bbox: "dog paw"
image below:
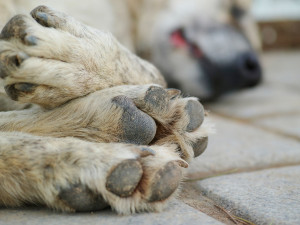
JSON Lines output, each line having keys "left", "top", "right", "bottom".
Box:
{"left": 129, "top": 85, "right": 210, "bottom": 161}
{"left": 0, "top": 6, "right": 164, "bottom": 109}
{"left": 81, "top": 85, "right": 211, "bottom": 161}
{"left": 1, "top": 135, "right": 186, "bottom": 213}
{"left": 39, "top": 141, "right": 184, "bottom": 213}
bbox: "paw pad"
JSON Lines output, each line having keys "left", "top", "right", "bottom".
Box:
{"left": 112, "top": 95, "right": 156, "bottom": 145}
{"left": 147, "top": 161, "right": 182, "bottom": 202}
{"left": 0, "top": 52, "right": 28, "bottom": 79}
{"left": 192, "top": 136, "right": 208, "bottom": 157}
{"left": 0, "top": 15, "right": 37, "bottom": 47}
{"left": 14, "top": 83, "right": 37, "bottom": 92}
{"left": 14, "top": 52, "right": 29, "bottom": 66}
{"left": 58, "top": 184, "right": 108, "bottom": 212}
{"left": 106, "top": 159, "right": 143, "bottom": 197}
{"left": 31, "top": 5, "right": 66, "bottom": 29}
{"left": 34, "top": 12, "right": 51, "bottom": 27}
{"left": 4, "top": 83, "right": 37, "bottom": 101}
{"left": 144, "top": 86, "right": 169, "bottom": 111}
{"left": 185, "top": 100, "right": 204, "bottom": 132}
{"left": 0, "top": 15, "right": 27, "bottom": 40}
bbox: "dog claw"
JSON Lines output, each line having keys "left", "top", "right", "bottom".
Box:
{"left": 175, "top": 159, "right": 189, "bottom": 168}
{"left": 185, "top": 100, "right": 204, "bottom": 132}
{"left": 58, "top": 184, "right": 108, "bottom": 212}
{"left": 34, "top": 11, "right": 58, "bottom": 28}
{"left": 106, "top": 159, "right": 143, "bottom": 197}
{"left": 166, "top": 88, "right": 181, "bottom": 99}
{"left": 35, "top": 12, "right": 50, "bottom": 26}
{"left": 31, "top": 6, "right": 65, "bottom": 29}
{"left": 139, "top": 147, "right": 156, "bottom": 156}
{"left": 24, "top": 35, "right": 38, "bottom": 46}
{"left": 15, "top": 52, "right": 29, "bottom": 66}
{"left": 192, "top": 136, "right": 208, "bottom": 157}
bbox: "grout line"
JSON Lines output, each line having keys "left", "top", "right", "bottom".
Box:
{"left": 246, "top": 111, "right": 300, "bottom": 120}
{"left": 210, "top": 111, "right": 300, "bottom": 142}
{"left": 185, "top": 162, "right": 300, "bottom": 182}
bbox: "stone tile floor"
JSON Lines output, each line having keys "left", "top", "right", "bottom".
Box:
{"left": 183, "top": 50, "right": 300, "bottom": 225}
{"left": 1, "top": 51, "right": 299, "bottom": 224}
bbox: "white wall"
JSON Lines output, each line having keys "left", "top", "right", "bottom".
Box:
{"left": 251, "top": 0, "right": 300, "bottom": 21}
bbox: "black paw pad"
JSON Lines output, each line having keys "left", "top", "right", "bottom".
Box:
{"left": 31, "top": 6, "right": 65, "bottom": 29}
{"left": 34, "top": 12, "right": 51, "bottom": 27}
{"left": 14, "top": 83, "right": 37, "bottom": 92}
{"left": 58, "top": 184, "right": 108, "bottom": 212}
{"left": 144, "top": 86, "right": 169, "bottom": 111}
{"left": 5, "top": 85, "right": 19, "bottom": 101}
{"left": 34, "top": 11, "right": 58, "bottom": 28}
{"left": 112, "top": 95, "right": 156, "bottom": 145}
{"left": 0, "top": 65, "right": 8, "bottom": 79}
{"left": 14, "top": 52, "right": 29, "bottom": 66}
{"left": 185, "top": 100, "right": 204, "bottom": 132}
{"left": 0, "top": 15, "right": 38, "bottom": 46}
{"left": 0, "top": 52, "right": 28, "bottom": 79}
{"left": 4, "top": 83, "right": 37, "bottom": 101}
{"left": 147, "top": 161, "right": 182, "bottom": 202}
{"left": 192, "top": 136, "right": 208, "bottom": 157}
{"left": 0, "top": 15, "right": 27, "bottom": 40}
{"left": 106, "top": 159, "right": 143, "bottom": 197}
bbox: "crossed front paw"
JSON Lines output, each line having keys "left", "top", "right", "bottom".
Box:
{"left": 55, "top": 145, "right": 185, "bottom": 214}
{"left": 0, "top": 6, "right": 164, "bottom": 109}
{"left": 0, "top": 5, "right": 212, "bottom": 214}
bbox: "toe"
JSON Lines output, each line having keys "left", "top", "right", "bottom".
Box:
{"left": 32, "top": 11, "right": 58, "bottom": 28}
{"left": 139, "top": 147, "right": 156, "bottom": 157}
{"left": 31, "top": 6, "right": 64, "bottom": 29}
{"left": 15, "top": 52, "right": 29, "bottom": 66}
{"left": 0, "top": 52, "right": 29, "bottom": 79}
{"left": 166, "top": 88, "right": 181, "bottom": 99}
{"left": 58, "top": 184, "right": 108, "bottom": 212}
{"left": 5, "top": 83, "right": 38, "bottom": 101}
{"left": 112, "top": 95, "right": 156, "bottom": 145}
{"left": 33, "top": 11, "right": 51, "bottom": 27}
{"left": 0, "top": 15, "right": 27, "bottom": 40}
{"left": 106, "top": 159, "right": 143, "bottom": 197}
{"left": 0, "top": 15, "right": 39, "bottom": 46}
{"left": 24, "top": 35, "right": 38, "bottom": 46}
{"left": 143, "top": 86, "right": 169, "bottom": 112}
{"left": 147, "top": 161, "right": 182, "bottom": 202}
{"left": 192, "top": 136, "right": 208, "bottom": 157}
{"left": 185, "top": 100, "right": 205, "bottom": 132}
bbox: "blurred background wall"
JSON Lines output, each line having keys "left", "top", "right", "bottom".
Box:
{"left": 251, "top": 0, "right": 300, "bottom": 50}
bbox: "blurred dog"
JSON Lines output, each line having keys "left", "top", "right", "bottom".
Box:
{"left": 136, "top": 0, "right": 263, "bottom": 101}
{"left": 0, "top": 0, "right": 262, "bottom": 103}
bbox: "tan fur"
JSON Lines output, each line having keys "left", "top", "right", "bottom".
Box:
{"left": 0, "top": 0, "right": 261, "bottom": 107}
{"left": 0, "top": 132, "right": 184, "bottom": 214}
{"left": 0, "top": 13, "right": 165, "bottom": 108}
{"left": 0, "top": 6, "right": 213, "bottom": 213}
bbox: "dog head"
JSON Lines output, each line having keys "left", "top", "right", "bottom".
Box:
{"left": 136, "top": 0, "right": 262, "bottom": 101}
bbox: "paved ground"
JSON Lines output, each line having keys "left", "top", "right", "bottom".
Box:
{"left": 182, "top": 50, "right": 300, "bottom": 225}
{"left": 1, "top": 51, "right": 299, "bottom": 225}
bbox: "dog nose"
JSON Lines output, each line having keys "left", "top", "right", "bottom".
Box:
{"left": 237, "top": 52, "right": 262, "bottom": 87}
